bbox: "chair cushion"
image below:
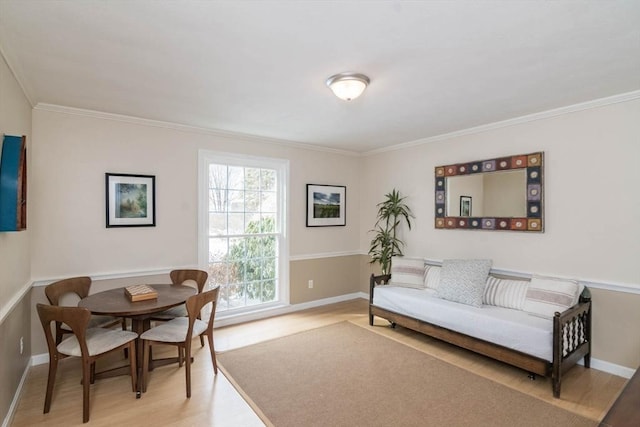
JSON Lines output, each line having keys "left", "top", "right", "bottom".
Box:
{"left": 140, "top": 317, "right": 208, "bottom": 343}
{"left": 150, "top": 304, "right": 188, "bottom": 320}
{"left": 57, "top": 328, "right": 138, "bottom": 357}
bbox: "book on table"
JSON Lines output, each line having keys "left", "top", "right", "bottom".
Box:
{"left": 125, "top": 284, "right": 158, "bottom": 302}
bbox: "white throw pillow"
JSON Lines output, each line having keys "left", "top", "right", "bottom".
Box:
{"left": 389, "top": 257, "right": 425, "bottom": 289}
{"left": 483, "top": 276, "right": 529, "bottom": 310}
{"left": 523, "top": 275, "right": 580, "bottom": 318}
{"left": 424, "top": 265, "right": 441, "bottom": 290}
{"left": 436, "top": 259, "right": 492, "bottom": 307}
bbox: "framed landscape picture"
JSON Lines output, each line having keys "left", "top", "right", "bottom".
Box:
{"left": 106, "top": 173, "right": 156, "bottom": 227}
{"left": 460, "top": 195, "right": 472, "bottom": 217}
{"left": 306, "top": 184, "right": 346, "bottom": 227}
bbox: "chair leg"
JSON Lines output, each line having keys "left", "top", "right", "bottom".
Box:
{"left": 178, "top": 345, "right": 184, "bottom": 367}
{"left": 43, "top": 355, "right": 58, "bottom": 414}
{"left": 142, "top": 340, "right": 150, "bottom": 393}
{"left": 90, "top": 362, "right": 96, "bottom": 384}
{"left": 82, "top": 359, "right": 91, "bottom": 423}
{"left": 207, "top": 333, "right": 218, "bottom": 375}
{"left": 122, "top": 319, "right": 129, "bottom": 359}
{"left": 198, "top": 314, "right": 205, "bottom": 347}
{"left": 129, "top": 341, "right": 137, "bottom": 393}
{"left": 185, "top": 342, "right": 192, "bottom": 398}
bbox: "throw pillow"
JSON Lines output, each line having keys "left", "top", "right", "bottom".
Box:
{"left": 523, "top": 275, "right": 580, "bottom": 319}
{"left": 424, "top": 265, "right": 441, "bottom": 290}
{"left": 389, "top": 257, "right": 425, "bottom": 289}
{"left": 483, "top": 276, "right": 529, "bottom": 310}
{"left": 436, "top": 259, "right": 492, "bottom": 307}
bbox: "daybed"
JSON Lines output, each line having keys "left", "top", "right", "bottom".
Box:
{"left": 369, "top": 258, "right": 592, "bottom": 398}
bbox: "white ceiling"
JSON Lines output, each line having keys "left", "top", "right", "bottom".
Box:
{"left": 1, "top": 1, "right": 639, "bottom": 154}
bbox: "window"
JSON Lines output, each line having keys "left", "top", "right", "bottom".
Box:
{"left": 199, "top": 151, "right": 289, "bottom": 314}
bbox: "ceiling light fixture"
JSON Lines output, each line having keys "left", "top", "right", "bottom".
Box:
{"left": 325, "top": 72, "right": 370, "bottom": 101}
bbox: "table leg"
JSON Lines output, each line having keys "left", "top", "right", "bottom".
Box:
{"left": 131, "top": 317, "right": 150, "bottom": 398}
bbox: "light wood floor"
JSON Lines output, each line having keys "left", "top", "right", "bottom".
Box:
{"left": 11, "top": 299, "right": 627, "bottom": 426}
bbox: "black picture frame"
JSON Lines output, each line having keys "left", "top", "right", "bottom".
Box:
{"left": 306, "top": 184, "right": 346, "bottom": 227}
{"left": 460, "top": 196, "right": 472, "bottom": 217}
{"left": 105, "top": 173, "right": 156, "bottom": 227}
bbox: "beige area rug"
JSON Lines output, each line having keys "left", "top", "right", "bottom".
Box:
{"left": 217, "top": 321, "right": 596, "bottom": 427}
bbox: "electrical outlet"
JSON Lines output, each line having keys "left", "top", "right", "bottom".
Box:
{"left": 20, "top": 336, "right": 24, "bottom": 355}
{"left": 308, "top": 280, "right": 314, "bottom": 289}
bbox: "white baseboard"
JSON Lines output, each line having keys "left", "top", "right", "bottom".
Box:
{"left": 31, "top": 352, "right": 49, "bottom": 366}
{"left": 2, "top": 363, "right": 30, "bottom": 427}
{"left": 579, "top": 358, "right": 636, "bottom": 379}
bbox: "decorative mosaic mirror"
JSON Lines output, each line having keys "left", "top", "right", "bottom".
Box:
{"left": 435, "top": 152, "right": 543, "bottom": 232}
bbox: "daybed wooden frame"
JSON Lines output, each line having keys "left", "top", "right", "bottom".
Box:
{"left": 369, "top": 273, "right": 592, "bottom": 398}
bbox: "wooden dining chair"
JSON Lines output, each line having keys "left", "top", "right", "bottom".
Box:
{"left": 141, "top": 286, "right": 220, "bottom": 397}
{"left": 36, "top": 303, "right": 138, "bottom": 423}
{"left": 44, "top": 276, "right": 127, "bottom": 345}
{"left": 150, "top": 269, "right": 209, "bottom": 346}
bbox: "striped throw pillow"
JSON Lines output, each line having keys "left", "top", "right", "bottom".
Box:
{"left": 389, "top": 257, "right": 426, "bottom": 289}
{"left": 424, "top": 265, "right": 441, "bottom": 290}
{"left": 523, "top": 276, "right": 580, "bottom": 318}
{"left": 483, "top": 276, "right": 529, "bottom": 310}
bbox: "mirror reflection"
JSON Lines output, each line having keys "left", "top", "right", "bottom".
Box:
{"left": 446, "top": 170, "right": 526, "bottom": 217}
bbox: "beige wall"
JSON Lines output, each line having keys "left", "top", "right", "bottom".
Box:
{"left": 30, "top": 108, "right": 362, "bottom": 280}
{"left": 0, "top": 52, "right": 31, "bottom": 308}
{"left": 27, "top": 108, "right": 363, "bottom": 355}
{"left": 360, "top": 98, "right": 640, "bottom": 369}
{"left": 290, "top": 255, "right": 362, "bottom": 304}
{"left": 0, "top": 52, "right": 32, "bottom": 424}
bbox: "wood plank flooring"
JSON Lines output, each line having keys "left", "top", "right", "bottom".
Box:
{"left": 10, "top": 299, "right": 627, "bottom": 426}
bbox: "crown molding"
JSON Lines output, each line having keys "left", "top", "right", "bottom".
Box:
{"left": 364, "top": 90, "right": 640, "bottom": 156}
{"left": 33, "top": 103, "right": 361, "bottom": 157}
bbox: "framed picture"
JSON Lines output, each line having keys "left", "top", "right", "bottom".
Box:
{"left": 106, "top": 173, "right": 156, "bottom": 227}
{"left": 306, "top": 184, "right": 346, "bottom": 227}
{"left": 460, "top": 196, "right": 472, "bottom": 217}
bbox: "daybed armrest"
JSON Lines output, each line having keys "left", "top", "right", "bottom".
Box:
{"left": 369, "top": 274, "right": 391, "bottom": 302}
{"left": 556, "top": 286, "right": 592, "bottom": 359}
{"left": 551, "top": 287, "right": 592, "bottom": 397}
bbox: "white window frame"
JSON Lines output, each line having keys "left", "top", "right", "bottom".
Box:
{"left": 198, "top": 150, "right": 290, "bottom": 317}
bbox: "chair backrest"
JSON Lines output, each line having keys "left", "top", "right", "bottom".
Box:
{"left": 44, "top": 276, "right": 92, "bottom": 306}
{"left": 170, "top": 269, "right": 208, "bottom": 293}
{"left": 37, "top": 303, "right": 91, "bottom": 357}
{"left": 185, "top": 287, "right": 220, "bottom": 339}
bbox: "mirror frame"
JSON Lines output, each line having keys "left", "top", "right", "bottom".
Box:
{"left": 435, "top": 152, "right": 544, "bottom": 232}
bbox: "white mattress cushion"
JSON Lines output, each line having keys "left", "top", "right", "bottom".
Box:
{"left": 373, "top": 285, "right": 553, "bottom": 361}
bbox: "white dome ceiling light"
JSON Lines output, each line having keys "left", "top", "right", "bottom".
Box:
{"left": 326, "top": 72, "right": 370, "bottom": 101}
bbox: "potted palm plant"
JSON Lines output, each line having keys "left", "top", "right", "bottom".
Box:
{"left": 368, "top": 189, "right": 414, "bottom": 275}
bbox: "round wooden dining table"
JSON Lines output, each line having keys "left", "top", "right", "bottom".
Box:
{"left": 78, "top": 284, "right": 196, "bottom": 396}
